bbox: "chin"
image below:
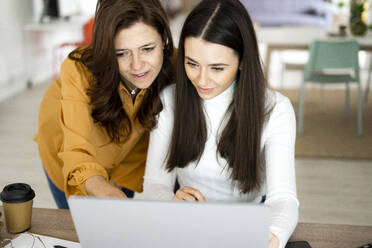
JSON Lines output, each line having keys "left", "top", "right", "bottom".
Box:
{"left": 131, "top": 75, "right": 156, "bottom": 89}
{"left": 198, "top": 93, "right": 215, "bottom": 100}
{"left": 136, "top": 79, "right": 156, "bottom": 89}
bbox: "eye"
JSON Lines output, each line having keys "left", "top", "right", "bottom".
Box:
{"left": 211, "top": 67, "right": 224, "bottom": 72}
{"left": 142, "top": 46, "right": 156, "bottom": 53}
{"left": 116, "top": 50, "right": 130, "bottom": 58}
{"left": 186, "top": 62, "right": 198, "bottom": 68}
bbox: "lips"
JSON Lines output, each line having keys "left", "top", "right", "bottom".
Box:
{"left": 197, "top": 86, "right": 214, "bottom": 94}
{"left": 132, "top": 71, "right": 149, "bottom": 79}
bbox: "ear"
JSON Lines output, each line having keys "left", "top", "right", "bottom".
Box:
{"left": 239, "top": 60, "right": 243, "bottom": 70}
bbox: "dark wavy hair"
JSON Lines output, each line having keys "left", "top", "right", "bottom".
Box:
{"left": 69, "top": 0, "right": 174, "bottom": 143}
{"left": 166, "top": 0, "right": 271, "bottom": 193}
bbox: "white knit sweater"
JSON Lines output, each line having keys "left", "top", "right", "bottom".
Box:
{"left": 140, "top": 83, "right": 299, "bottom": 248}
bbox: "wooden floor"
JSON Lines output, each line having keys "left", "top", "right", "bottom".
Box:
{"left": 0, "top": 81, "right": 371, "bottom": 226}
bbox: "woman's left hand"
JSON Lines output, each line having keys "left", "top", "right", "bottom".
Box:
{"left": 173, "top": 186, "right": 206, "bottom": 202}
{"left": 269, "top": 232, "right": 279, "bottom": 248}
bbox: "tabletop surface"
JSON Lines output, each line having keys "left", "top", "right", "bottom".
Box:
{"left": 1, "top": 207, "right": 372, "bottom": 248}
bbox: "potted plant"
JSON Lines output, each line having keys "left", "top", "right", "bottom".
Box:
{"left": 350, "top": 0, "right": 368, "bottom": 36}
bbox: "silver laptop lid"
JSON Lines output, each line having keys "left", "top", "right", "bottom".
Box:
{"left": 68, "top": 196, "right": 269, "bottom": 248}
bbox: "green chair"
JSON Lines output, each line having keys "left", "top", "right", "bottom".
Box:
{"left": 298, "top": 40, "right": 363, "bottom": 136}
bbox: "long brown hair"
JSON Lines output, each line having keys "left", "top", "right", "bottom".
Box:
{"left": 69, "top": 0, "right": 174, "bottom": 143}
{"left": 166, "top": 0, "right": 271, "bottom": 193}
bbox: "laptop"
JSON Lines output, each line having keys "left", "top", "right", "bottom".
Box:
{"left": 68, "top": 196, "right": 269, "bottom": 248}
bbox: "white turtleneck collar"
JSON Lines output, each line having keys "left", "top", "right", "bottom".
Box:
{"left": 202, "top": 80, "right": 236, "bottom": 104}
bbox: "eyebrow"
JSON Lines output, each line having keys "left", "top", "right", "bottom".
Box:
{"left": 115, "top": 42, "right": 157, "bottom": 51}
{"left": 185, "top": 56, "right": 229, "bottom": 66}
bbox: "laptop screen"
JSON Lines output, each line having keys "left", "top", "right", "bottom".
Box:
{"left": 68, "top": 196, "right": 269, "bottom": 248}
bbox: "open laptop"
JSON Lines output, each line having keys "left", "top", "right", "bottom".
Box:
{"left": 68, "top": 196, "right": 269, "bottom": 248}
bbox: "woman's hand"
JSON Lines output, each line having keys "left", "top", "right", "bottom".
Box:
{"left": 173, "top": 186, "right": 206, "bottom": 202}
{"left": 84, "top": 175, "right": 127, "bottom": 198}
{"left": 269, "top": 232, "right": 279, "bottom": 248}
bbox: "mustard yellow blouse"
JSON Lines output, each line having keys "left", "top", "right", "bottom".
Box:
{"left": 35, "top": 57, "right": 149, "bottom": 197}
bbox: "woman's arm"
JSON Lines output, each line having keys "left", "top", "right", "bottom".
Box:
{"left": 264, "top": 93, "right": 299, "bottom": 248}
{"left": 85, "top": 176, "right": 127, "bottom": 198}
{"left": 58, "top": 58, "right": 126, "bottom": 198}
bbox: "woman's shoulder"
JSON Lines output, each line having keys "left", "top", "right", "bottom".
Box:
{"left": 60, "top": 55, "right": 94, "bottom": 91}
{"left": 263, "top": 89, "right": 296, "bottom": 143}
{"left": 265, "top": 89, "right": 293, "bottom": 112}
{"left": 60, "top": 56, "right": 90, "bottom": 76}
{"left": 264, "top": 89, "right": 296, "bottom": 130}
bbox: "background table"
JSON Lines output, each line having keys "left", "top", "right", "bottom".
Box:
{"left": 1, "top": 207, "right": 372, "bottom": 248}
{"left": 256, "top": 26, "right": 372, "bottom": 80}
{"left": 23, "top": 17, "right": 87, "bottom": 87}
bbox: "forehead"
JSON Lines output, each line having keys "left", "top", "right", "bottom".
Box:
{"left": 184, "top": 37, "right": 238, "bottom": 64}
{"left": 114, "top": 21, "right": 162, "bottom": 49}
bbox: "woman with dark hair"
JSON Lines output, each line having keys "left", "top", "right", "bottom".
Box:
{"left": 141, "top": 0, "right": 298, "bottom": 247}
{"left": 34, "top": 0, "right": 174, "bottom": 209}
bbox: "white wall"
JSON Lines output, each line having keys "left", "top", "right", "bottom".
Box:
{"left": 0, "top": 0, "right": 34, "bottom": 101}
{"left": 0, "top": 0, "right": 97, "bottom": 102}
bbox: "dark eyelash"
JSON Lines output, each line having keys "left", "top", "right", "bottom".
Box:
{"left": 187, "top": 62, "right": 197, "bottom": 67}
{"left": 116, "top": 51, "right": 127, "bottom": 57}
{"left": 143, "top": 46, "right": 155, "bottom": 51}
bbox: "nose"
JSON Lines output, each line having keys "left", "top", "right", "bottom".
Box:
{"left": 130, "top": 53, "right": 144, "bottom": 71}
{"left": 197, "top": 68, "right": 208, "bottom": 87}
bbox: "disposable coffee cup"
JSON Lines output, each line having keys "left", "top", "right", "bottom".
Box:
{"left": 0, "top": 183, "right": 35, "bottom": 233}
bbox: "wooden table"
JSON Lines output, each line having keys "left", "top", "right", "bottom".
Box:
{"left": 1, "top": 207, "right": 372, "bottom": 248}
{"left": 0, "top": 208, "right": 78, "bottom": 242}
{"left": 256, "top": 26, "right": 372, "bottom": 81}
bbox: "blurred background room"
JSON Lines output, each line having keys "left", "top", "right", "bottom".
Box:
{"left": 0, "top": 0, "right": 371, "bottom": 227}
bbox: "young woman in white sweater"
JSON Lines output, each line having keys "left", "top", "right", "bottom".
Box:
{"left": 141, "top": 0, "right": 299, "bottom": 247}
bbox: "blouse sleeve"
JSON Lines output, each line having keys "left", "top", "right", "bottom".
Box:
{"left": 138, "top": 86, "right": 176, "bottom": 200}
{"left": 58, "top": 58, "right": 109, "bottom": 198}
{"left": 263, "top": 93, "right": 299, "bottom": 248}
